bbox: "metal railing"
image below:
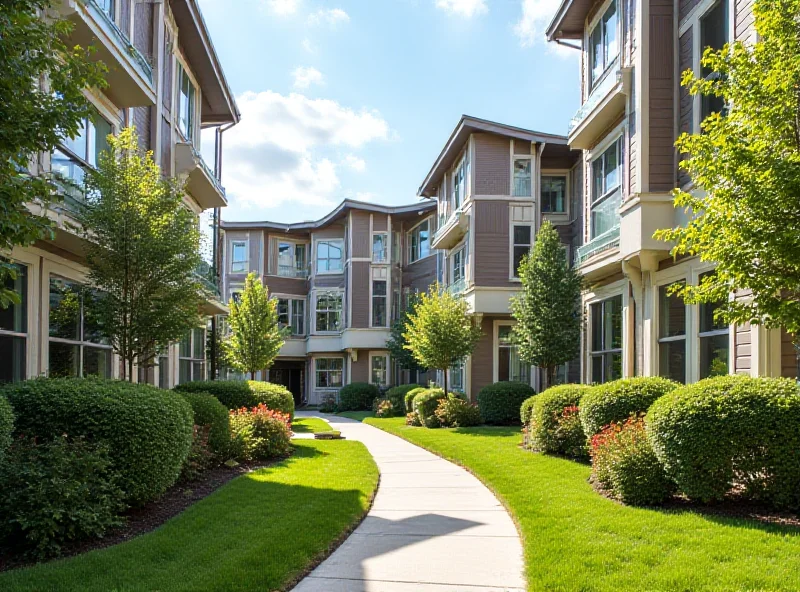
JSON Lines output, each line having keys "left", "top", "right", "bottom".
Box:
{"left": 575, "top": 226, "right": 620, "bottom": 265}
{"left": 569, "top": 56, "right": 621, "bottom": 135}
{"left": 277, "top": 265, "right": 309, "bottom": 278}
{"left": 191, "top": 144, "right": 227, "bottom": 198}
{"left": 84, "top": 0, "right": 154, "bottom": 84}
{"left": 195, "top": 260, "right": 222, "bottom": 301}
{"left": 445, "top": 278, "right": 466, "bottom": 296}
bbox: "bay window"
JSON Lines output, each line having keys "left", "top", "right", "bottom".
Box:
{"left": 700, "top": 1, "right": 729, "bottom": 121}
{"left": 512, "top": 158, "right": 532, "bottom": 197}
{"left": 698, "top": 273, "right": 729, "bottom": 378}
{"left": 52, "top": 111, "right": 112, "bottom": 201}
{"left": 371, "top": 355, "right": 388, "bottom": 386}
{"left": 511, "top": 225, "right": 532, "bottom": 278}
{"left": 497, "top": 325, "right": 528, "bottom": 383}
{"left": 589, "top": 1, "right": 619, "bottom": 88}
{"left": 178, "top": 64, "right": 197, "bottom": 142}
{"left": 372, "top": 280, "right": 387, "bottom": 327}
{"left": 541, "top": 175, "right": 567, "bottom": 214}
{"left": 0, "top": 265, "right": 27, "bottom": 383}
{"left": 278, "top": 242, "right": 307, "bottom": 277}
{"left": 179, "top": 327, "right": 206, "bottom": 384}
{"left": 408, "top": 220, "right": 430, "bottom": 263}
{"left": 591, "top": 137, "right": 622, "bottom": 238}
{"left": 315, "top": 358, "right": 343, "bottom": 388}
{"left": 316, "top": 239, "right": 343, "bottom": 274}
{"left": 658, "top": 283, "right": 687, "bottom": 383}
{"left": 278, "top": 298, "right": 306, "bottom": 336}
{"left": 315, "top": 292, "right": 342, "bottom": 332}
{"left": 590, "top": 295, "right": 623, "bottom": 383}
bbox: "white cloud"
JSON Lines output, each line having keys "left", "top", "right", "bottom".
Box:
{"left": 307, "top": 8, "right": 350, "bottom": 26}
{"left": 343, "top": 155, "right": 366, "bottom": 172}
{"left": 353, "top": 191, "right": 378, "bottom": 202}
{"left": 514, "top": 0, "right": 577, "bottom": 57}
{"left": 221, "top": 91, "right": 390, "bottom": 211}
{"left": 301, "top": 38, "right": 316, "bottom": 53}
{"left": 435, "top": 0, "right": 487, "bottom": 18}
{"left": 292, "top": 66, "right": 324, "bottom": 89}
{"left": 264, "top": 0, "right": 299, "bottom": 15}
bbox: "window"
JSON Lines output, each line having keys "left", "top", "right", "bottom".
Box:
{"left": 450, "top": 358, "right": 465, "bottom": 392}
{"left": 372, "top": 280, "right": 387, "bottom": 327}
{"left": 178, "top": 64, "right": 197, "bottom": 142}
{"left": 277, "top": 299, "right": 290, "bottom": 327}
{"left": 278, "top": 298, "right": 306, "bottom": 336}
{"left": 658, "top": 283, "right": 687, "bottom": 383}
{"left": 590, "top": 137, "right": 622, "bottom": 238}
{"left": 590, "top": 295, "right": 623, "bottom": 383}
{"left": 48, "top": 277, "right": 112, "bottom": 379}
{"left": 452, "top": 246, "right": 466, "bottom": 289}
{"left": 408, "top": 220, "right": 430, "bottom": 263}
{"left": 158, "top": 353, "right": 169, "bottom": 389}
{"left": 278, "top": 242, "right": 307, "bottom": 277}
{"left": 315, "top": 358, "right": 343, "bottom": 388}
{"left": 698, "top": 272, "right": 729, "bottom": 378}
{"left": 231, "top": 241, "right": 247, "bottom": 273}
{"left": 589, "top": 1, "right": 619, "bottom": 87}
{"left": 392, "top": 231, "right": 401, "bottom": 264}
{"left": 371, "top": 355, "right": 388, "bottom": 386}
{"left": 52, "top": 111, "right": 112, "bottom": 201}
{"left": 392, "top": 288, "right": 401, "bottom": 322}
{"left": 179, "top": 327, "right": 206, "bottom": 384}
{"left": 541, "top": 175, "right": 567, "bottom": 214}
{"left": 512, "top": 158, "right": 532, "bottom": 197}
{"left": 316, "top": 240, "right": 343, "bottom": 274}
{"left": 700, "top": 1, "right": 729, "bottom": 120}
{"left": 452, "top": 159, "right": 466, "bottom": 208}
{"left": 497, "top": 325, "right": 529, "bottom": 383}
{"left": 315, "top": 292, "right": 343, "bottom": 332}
{"left": 512, "top": 225, "right": 532, "bottom": 278}
{"left": 0, "top": 265, "right": 27, "bottom": 383}
{"left": 97, "top": 0, "right": 114, "bottom": 18}
{"left": 373, "top": 233, "right": 388, "bottom": 263}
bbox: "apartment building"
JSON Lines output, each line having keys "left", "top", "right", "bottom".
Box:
{"left": 0, "top": 0, "right": 239, "bottom": 386}
{"left": 546, "top": 0, "right": 797, "bottom": 384}
{"left": 418, "top": 116, "right": 582, "bottom": 397}
{"left": 221, "top": 200, "right": 437, "bottom": 406}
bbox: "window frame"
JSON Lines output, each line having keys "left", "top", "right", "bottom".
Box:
{"left": 510, "top": 223, "right": 533, "bottom": 281}
{"left": 407, "top": 217, "right": 432, "bottom": 264}
{"left": 370, "top": 353, "right": 389, "bottom": 386}
{"left": 315, "top": 239, "right": 345, "bottom": 275}
{"left": 178, "top": 327, "right": 206, "bottom": 384}
{"left": 540, "top": 172, "right": 569, "bottom": 216}
{"left": 589, "top": 135, "right": 623, "bottom": 239}
{"left": 275, "top": 240, "right": 308, "bottom": 278}
{"left": 372, "top": 232, "right": 389, "bottom": 264}
{"left": 587, "top": 0, "right": 620, "bottom": 91}
{"left": 512, "top": 156, "right": 533, "bottom": 198}
{"left": 0, "top": 263, "right": 29, "bottom": 383}
{"left": 230, "top": 240, "right": 248, "bottom": 273}
{"left": 315, "top": 357, "right": 344, "bottom": 389}
{"left": 588, "top": 294, "right": 624, "bottom": 384}
{"left": 449, "top": 358, "right": 465, "bottom": 392}
{"left": 493, "top": 321, "right": 530, "bottom": 384}
{"left": 314, "top": 290, "right": 343, "bottom": 333}
{"left": 176, "top": 61, "right": 199, "bottom": 143}
{"left": 371, "top": 279, "right": 388, "bottom": 328}
{"left": 657, "top": 281, "right": 688, "bottom": 384}
{"left": 276, "top": 297, "right": 306, "bottom": 337}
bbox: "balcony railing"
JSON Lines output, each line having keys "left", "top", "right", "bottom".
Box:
{"left": 575, "top": 226, "right": 621, "bottom": 265}
{"left": 569, "top": 56, "right": 621, "bottom": 135}
{"left": 84, "top": 0, "right": 153, "bottom": 83}
{"left": 277, "top": 265, "right": 309, "bottom": 279}
{"left": 195, "top": 260, "right": 222, "bottom": 301}
{"left": 193, "top": 144, "right": 226, "bottom": 198}
{"left": 445, "top": 278, "right": 467, "bottom": 296}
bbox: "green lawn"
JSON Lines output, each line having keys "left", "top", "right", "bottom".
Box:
{"left": 337, "top": 411, "right": 374, "bottom": 422}
{"left": 0, "top": 440, "right": 378, "bottom": 592}
{"left": 291, "top": 416, "right": 331, "bottom": 434}
{"left": 364, "top": 417, "right": 800, "bottom": 592}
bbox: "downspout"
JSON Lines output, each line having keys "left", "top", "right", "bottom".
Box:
{"left": 621, "top": 259, "right": 642, "bottom": 377}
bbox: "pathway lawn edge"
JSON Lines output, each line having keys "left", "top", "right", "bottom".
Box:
{"left": 0, "top": 440, "right": 379, "bottom": 592}
{"left": 336, "top": 411, "right": 374, "bottom": 422}
{"left": 363, "top": 417, "right": 800, "bottom": 592}
{"left": 292, "top": 417, "right": 332, "bottom": 434}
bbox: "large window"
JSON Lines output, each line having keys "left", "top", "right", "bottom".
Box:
{"left": 452, "top": 159, "right": 466, "bottom": 208}
{"left": 589, "top": 1, "right": 619, "bottom": 87}
{"left": 48, "top": 277, "right": 112, "bottom": 379}
{"left": 408, "top": 220, "right": 430, "bottom": 263}
{"left": 0, "top": 265, "right": 27, "bottom": 383}
{"left": 158, "top": 353, "right": 169, "bottom": 389}
{"left": 700, "top": 1, "right": 729, "bottom": 120}
{"left": 179, "top": 327, "right": 206, "bottom": 384}
{"left": 315, "top": 358, "right": 343, "bottom": 388}
{"left": 512, "top": 158, "right": 532, "bottom": 197}
{"left": 278, "top": 242, "right": 307, "bottom": 277}
{"left": 373, "top": 233, "right": 388, "bottom": 263}
{"left": 371, "top": 355, "right": 388, "bottom": 386}
{"left": 278, "top": 298, "right": 305, "bottom": 335}
{"left": 452, "top": 246, "right": 466, "bottom": 289}
{"left": 658, "top": 283, "right": 687, "bottom": 383}
{"left": 541, "top": 175, "right": 567, "bottom": 214}
{"left": 52, "top": 111, "right": 112, "bottom": 201}
{"left": 231, "top": 241, "right": 247, "bottom": 273}
{"left": 178, "top": 64, "right": 197, "bottom": 142}
{"left": 512, "top": 225, "right": 532, "bottom": 278}
{"left": 450, "top": 358, "right": 465, "bottom": 392}
{"left": 591, "top": 137, "right": 622, "bottom": 238}
{"left": 315, "top": 292, "right": 343, "bottom": 332}
{"left": 316, "top": 240, "right": 343, "bottom": 274}
{"left": 699, "top": 273, "right": 729, "bottom": 378}
{"left": 497, "top": 325, "right": 529, "bottom": 383}
{"left": 372, "top": 280, "right": 387, "bottom": 327}
{"left": 590, "top": 295, "right": 623, "bottom": 383}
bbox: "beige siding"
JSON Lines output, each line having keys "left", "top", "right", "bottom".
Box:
{"left": 734, "top": 322, "right": 751, "bottom": 374}
{"left": 513, "top": 140, "right": 532, "bottom": 155}
{"left": 473, "top": 134, "right": 510, "bottom": 196}
{"left": 648, "top": 0, "right": 675, "bottom": 192}
{"left": 373, "top": 213, "right": 388, "bottom": 232}
{"left": 350, "top": 211, "right": 370, "bottom": 258}
{"left": 678, "top": 28, "right": 694, "bottom": 187}
{"left": 735, "top": 0, "right": 756, "bottom": 45}
{"left": 473, "top": 201, "right": 512, "bottom": 287}
{"left": 350, "top": 262, "right": 370, "bottom": 328}
{"left": 781, "top": 330, "right": 798, "bottom": 379}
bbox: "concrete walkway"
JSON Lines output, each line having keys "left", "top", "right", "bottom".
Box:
{"left": 291, "top": 412, "right": 525, "bottom": 592}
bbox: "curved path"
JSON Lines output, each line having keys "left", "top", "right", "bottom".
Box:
{"left": 292, "top": 412, "right": 525, "bottom": 592}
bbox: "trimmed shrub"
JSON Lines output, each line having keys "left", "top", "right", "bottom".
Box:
{"left": 386, "top": 384, "right": 422, "bottom": 416}
{"left": 477, "top": 381, "right": 535, "bottom": 425}
{"left": 520, "top": 395, "right": 537, "bottom": 426}
{"left": 338, "top": 382, "right": 380, "bottom": 412}
{"left": 404, "top": 387, "right": 427, "bottom": 413}
{"left": 435, "top": 398, "right": 482, "bottom": 428}
{"left": 647, "top": 375, "right": 800, "bottom": 508}
{"left": 174, "top": 380, "right": 295, "bottom": 419}
{"left": 580, "top": 377, "right": 679, "bottom": 437}
{"left": 405, "top": 412, "right": 422, "bottom": 427}
{"left": 590, "top": 416, "right": 674, "bottom": 506}
{"left": 0, "top": 395, "right": 13, "bottom": 462}
{"left": 375, "top": 400, "right": 395, "bottom": 418}
{"left": 229, "top": 405, "right": 292, "bottom": 461}
{"left": 413, "top": 388, "right": 448, "bottom": 428}
{"left": 3, "top": 377, "right": 193, "bottom": 506}
{"left": 0, "top": 436, "right": 125, "bottom": 558}
{"left": 319, "top": 393, "right": 337, "bottom": 413}
{"left": 528, "top": 384, "right": 591, "bottom": 455}
{"left": 179, "top": 392, "right": 231, "bottom": 455}
{"left": 180, "top": 425, "right": 215, "bottom": 483}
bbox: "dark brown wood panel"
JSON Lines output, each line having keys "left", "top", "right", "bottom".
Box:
{"left": 474, "top": 134, "right": 510, "bottom": 196}
{"left": 474, "top": 201, "right": 513, "bottom": 287}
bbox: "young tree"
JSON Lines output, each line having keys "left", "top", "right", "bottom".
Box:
{"left": 222, "top": 273, "right": 287, "bottom": 380}
{"left": 403, "top": 284, "right": 482, "bottom": 394}
{"left": 510, "top": 221, "right": 582, "bottom": 388}
{"left": 386, "top": 293, "right": 426, "bottom": 375}
{"left": 0, "top": 0, "right": 106, "bottom": 307}
{"left": 80, "top": 127, "right": 204, "bottom": 381}
{"left": 654, "top": 0, "right": 800, "bottom": 347}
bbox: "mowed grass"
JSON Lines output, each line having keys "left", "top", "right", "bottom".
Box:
{"left": 291, "top": 416, "right": 331, "bottom": 434}
{"left": 337, "top": 411, "right": 374, "bottom": 422}
{"left": 0, "top": 440, "right": 378, "bottom": 592}
{"left": 364, "top": 417, "right": 800, "bottom": 592}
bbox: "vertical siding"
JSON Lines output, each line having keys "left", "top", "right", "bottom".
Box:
{"left": 248, "top": 234, "right": 262, "bottom": 274}
{"left": 350, "top": 262, "right": 370, "bottom": 328}
{"left": 373, "top": 214, "right": 388, "bottom": 232}
{"left": 781, "top": 329, "right": 798, "bottom": 379}
{"left": 161, "top": 116, "right": 171, "bottom": 174}
{"left": 470, "top": 316, "right": 497, "bottom": 401}
{"left": 133, "top": 1, "right": 153, "bottom": 64}
{"left": 735, "top": 0, "right": 756, "bottom": 45}
{"left": 350, "top": 211, "right": 370, "bottom": 258}
{"left": 678, "top": 28, "right": 694, "bottom": 187}
{"left": 133, "top": 107, "right": 151, "bottom": 151}
{"left": 473, "top": 201, "right": 511, "bottom": 287}
{"left": 351, "top": 353, "right": 369, "bottom": 383}
{"left": 734, "top": 322, "right": 751, "bottom": 374}
{"left": 473, "top": 134, "right": 510, "bottom": 196}
{"left": 648, "top": 0, "right": 676, "bottom": 192}
{"left": 402, "top": 256, "right": 437, "bottom": 293}
{"left": 162, "top": 28, "right": 174, "bottom": 113}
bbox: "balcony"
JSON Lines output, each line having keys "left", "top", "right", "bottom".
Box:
{"left": 431, "top": 207, "right": 469, "bottom": 250}
{"left": 575, "top": 226, "right": 620, "bottom": 266}
{"left": 568, "top": 58, "right": 630, "bottom": 150}
{"left": 277, "top": 265, "right": 310, "bottom": 279}
{"left": 195, "top": 260, "right": 228, "bottom": 315}
{"left": 445, "top": 278, "right": 467, "bottom": 296}
{"left": 175, "top": 142, "right": 227, "bottom": 210}
{"left": 58, "top": 0, "right": 155, "bottom": 108}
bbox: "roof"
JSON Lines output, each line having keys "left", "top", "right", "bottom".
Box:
{"left": 171, "top": 0, "right": 241, "bottom": 126}
{"left": 546, "top": 0, "right": 594, "bottom": 41}
{"left": 417, "top": 115, "right": 569, "bottom": 197}
{"left": 220, "top": 199, "right": 437, "bottom": 232}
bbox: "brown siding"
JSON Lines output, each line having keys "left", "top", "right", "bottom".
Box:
{"left": 513, "top": 140, "right": 532, "bottom": 155}
{"left": 402, "top": 256, "right": 437, "bottom": 293}
{"left": 161, "top": 116, "right": 171, "bottom": 173}
{"left": 473, "top": 201, "right": 512, "bottom": 287}
{"left": 162, "top": 29, "right": 174, "bottom": 113}
{"left": 470, "top": 316, "right": 499, "bottom": 401}
{"left": 373, "top": 213, "right": 388, "bottom": 232}
{"left": 249, "top": 234, "right": 262, "bottom": 274}
{"left": 678, "top": 28, "right": 694, "bottom": 187}
{"left": 351, "top": 353, "right": 369, "bottom": 383}
{"left": 648, "top": 0, "right": 675, "bottom": 192}
{"left": 264, "top": 277, "right": 308, "bottom": 297}
{"left": 311, "top": 274, "right": 345, "bottom": 289}
{"left": 781, "top": 329, "right": 798, "bottom": 379}
{"left": 314, "top": 227, "right": 345, "bottom": 240}
{"left": 735, "top": 0, "right": 756, "bottom": 44}
{"left": 133, "top": 107, "right": 151, "bottom": 152}
{"left": 679, "top": 0, "right": 702, "bottom": 23}
{"left": 350, "top": 212, "right": 370, "bottom": 258}
{"left": 350, "top": 262, "right": 370, "bottom": 328}
{"left": 734, "top": 322, "right": 751, "bottom": 374}
{"left": 474, "top": 134, "right": 510, "bottom": 196}
{"left": 133, "top": 1, "right": 153, "bottom": 64}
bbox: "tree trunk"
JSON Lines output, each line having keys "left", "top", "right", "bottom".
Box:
{"left": 443, "top": 367, "right": 448, "bottom": 396}
{"left": 250, "top": 370, "right": 255, "bottom": 380}
{"left": 545, "top": 366, "right": 556, "bottom": 391}
{"left": 128, "top": 357, "right": 134, "bottom": 383}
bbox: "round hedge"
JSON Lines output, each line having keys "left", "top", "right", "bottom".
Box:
{"left": 413, "top": 388, "right": 449, "bottom": 428}
{"left": 579, "top": 377, "right": 679, "bottom": 437}
{"left": 0, "top": 395, "right": 13, "bottom": 462}
{"left": 647, "top": 375, "right": 800, "bottom": 508}
{"left": 477, "top": 381, "right": 535, "bottom": 425}
{"left": 178, "top": 392, "right": 231, "bottom": 455}
{"left": 386, "top": 384, "right": 422, "bottom": 415}
{"left": 3, "top": 377, "right": 193, "bottom": 506}
{"left": 405, "top": 387, "right": 428, "bottom": 413}
{"left": 338, "top": 382, "right": 380, "bottom": 412}
{"left": 528, "top": 384, "right": 592, "bottom": 454}
{"left": 174, "top": 380, "right": 294, "bottom": 419}
{"left": 520, "top": 395, "right": 537, "bottom": 425}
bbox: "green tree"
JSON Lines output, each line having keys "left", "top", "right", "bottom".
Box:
{"left": 655, "top": 0, "right": 800, "bottom": 348}
{"left": 0, "top": 0, "right": 106, "bottom": 307}
{"left": 511, "top": 221, "right": 582, "bottom": 387}
{"left": 386, "top": 293, "right": 426, "bottom": 374}
{"left": 222, "top": 273, "right": 287, "bottom": 380}
{"left": 80, "top": 128, "right": 204, "bottom": 381}
{"left": 403, "top": 283, "right": 482, "bottom": 394}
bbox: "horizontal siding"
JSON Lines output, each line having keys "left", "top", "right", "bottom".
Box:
{"left": 473, "top": 201, "right": 513, "bottom": 287}
{"left": 648, "top": 3, "right": 675, "bottom": 192}
{"left": 474, "top": 134, "right": 510, "bottom": 196}
{"left": 351, "top": 352, "right": 369, "bottom": 383}
{"left": 133, "top": 107, "right": 151, "bottom": 152}
{"left": 734, "top": 322, "right": 751, "bottom": 374}
{"left": 311, "top": 274, "right": 345, "bottom": 289}
{"left": 678, "top": 28, "right": 693, "bottom": 187}
{"left": 781, "top": 329, "right": 798, "bottom": 379}
{"left": 402, "top": 255, "right": 437, "bottom": 293}
{"left": 735, "top": 0, "right": 756, "bottom": 45}
{"left": 351, "top": 211, "right": 370, "bottom": 258}
{"left": 264, "top": 277, "right": 308, "bottom": 297}
{"left": 470, "top": 316, "right": 496, "bottom": 401}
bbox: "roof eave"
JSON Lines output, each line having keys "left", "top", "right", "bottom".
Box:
{"left": 546, "top": 0, "right": 588, "bottom": 41}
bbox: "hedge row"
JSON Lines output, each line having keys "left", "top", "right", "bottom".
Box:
{"left": 175, "top": 380, "right": 294, "bottom": 419}
{"left": 477, "top": 381, "right": 535, "bottom": 425}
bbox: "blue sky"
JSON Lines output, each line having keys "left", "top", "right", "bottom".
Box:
{"left": 197, "top": 0, "right": 580, "bottom": 224}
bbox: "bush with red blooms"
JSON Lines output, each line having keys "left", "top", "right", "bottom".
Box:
{"left": 229, "top": 404, "right": 292, "bottom": 461}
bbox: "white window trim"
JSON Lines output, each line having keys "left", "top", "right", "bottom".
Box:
{"left": 369, "top": 352, "right": 390, "bottom": 386}
{"left": 655, "top": 279, "right": 689, "bottom": 383}
{"left": 274, "top": 294, "right": 307, "bottom": 337}
{"left": 510, "top": 154, "right": 534, "bottom": 199}
{"left": 230, "top": 239, "right": 249, "bottom": 274}
{"left": 369, "top": 271, "right": 389, "bottom": 329}
{"left": 372, "top": 232, "right": 389, "bottom": 264}
{"left": 178, "top": 326, "right": 206, "bottom": 384}
{"left": 314, "top": 238, "right": 345, "bottom": 276}
{"left": 271, "top": 236, "right": 309, "bottom": 278}
{"left": 584, "top": 279, "right": 627, "bottom": 383}
{"left": 540, "top": 169, "right": 571, "bottom": 220}
{"left": 314, "top": 356, "right": 345, "bottom": 389}
{"left": 585, "top": 0, "right": 620, "bottom": 95}
{"left": 174, "top": 54, "right": 201, "bottom": 146}
{"left": 449, "top": 243, "right": 467, "bottom": 287}
{"left": 312, "top": 289, "right": 344, "bottom": 334}
{"left": 509, "top": 221, "right": 534, "bottom": 282}
{"left": 588, "top": 133, "right": 624, "bottom": 240}
{"left": 406, "top": 216, "right": 434, "bottom": 264}
{"left": 492, "top": 320, "right": 532, "bottom": 385}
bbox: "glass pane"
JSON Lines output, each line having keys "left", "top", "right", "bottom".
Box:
{"left": 591, "top": 354, "right": 604, "bottom": 383}
{"left": 158, "top": 356, "right": 169, "bottom": 389}
{"left": 179, "top": 359, "right": 191, "bottom": 384}
{"left": 330, "top": 358, "right": 343, "bottom": 370}
{"left": 193, "top": 361, "right": 205, "bottom": 381}
{"left": 278, "top": 299, "right": 290, "bottom": 326}
{"left": 498, "top": 347, "right": 510, "bottom": 382}
{"left": 513, "top": 246, "right": 529, "bottom": 277}
{"left": 606, "top": 352, "right": 623, "bottom": 382}
{"left": 590, "top": 24, "right": 604, "bottom": 82}
{"left": 700, "top": 334, "right": 729, "bottom": 379}
{"left": 317, "top": 312, "right": 328, "bottom": 332}
{"left": 590, "top": 188, "right": 621, "bottom": 238}
{"left": 193, "top": 328, "right": 205, "bottom": 360}
{"left": 659, "top": 340, "right": 686, "bottom": 383}
{"left": 659, "top": 283, "right": 686, "bottom": 337}
{"left": 0, "top": 335, "right": 26, "bottom": 383}
{"left": 292, "top": 300, "right": 305, "bottom": 335}
{"left": 701, "top": 1, "right": 728, "bottom": 77}
{"left": 498, "top": 325, "right": 513, "bottom": 345}
{"left": 295, "top": 244, "right": 306, "bottom": 271}
{"left": 699, "top": 300, "right": 726, "bottom": 333}
{"left": 49, "top": 278, "right": 81, "bottom": 340}
{"left": 83, "top": 346, "right": 111, "bottom": 379}
{"left": 278, "top": 243, "right": 293, "bottom": 275}
{"left": 604, "top": 141, "right": 619, "bottom": 192}
{"left": 542, "top": 177, "right": 566, "bottom": 213}
{"left": 419, "top": 225, "right": 430, "bottom": 258}
{"left": 607, "top": 296, "right": 623, "bottom": 350}
{"left": 513, "top": 159, "right": 532, "bottom": 197}
{"left": 179, "top": 332, "right": 192, "bottom": 358}
{"left": 591, "top": 303, "right": 603, "bottom": 352}
{"left": 372, "top": 298, "right": 386, "bottom": 327}
{"left": 373, "top": 280, "right": 387, "bottom": 297}
{"left": 0, "top": 265, "right": 27, "bottom": 333}
{"left": 373, "top": 234, "right": 387, "bottom": 261}
{"left": 603, "top": 3, "right": 619, "bottom": 63}
{"left": 63, "top": 117, "right": 88, "bottom": 161}
{"left": 514, "top": 225, "right": 531, "bottom": 245}
{"left": 49, "top": 342, "right": 79, "bottom": 378}
{"left": 233, "top": 243, "right": 246, "bottom": 262}
{"left": 93, "top": 112, "right": 112, "bottom": 166}
{"left": 592, "top": 156, "right": 605, "bottom": 200}
{"left": 82, "top": 289, "right": 106, "bottom": 344}
{"left": 510, "top": 345, "right": 529, "bottom": 383}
